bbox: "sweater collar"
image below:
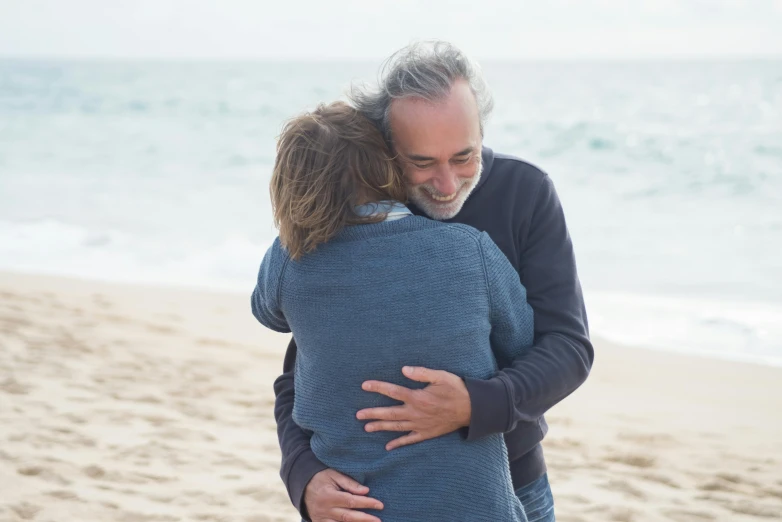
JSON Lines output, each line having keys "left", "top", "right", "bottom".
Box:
{"left": 334, "top": 215, "right": 429, "bottom": 243}
{"left": 354, "top": 201, "right": 413, "bottom": 221}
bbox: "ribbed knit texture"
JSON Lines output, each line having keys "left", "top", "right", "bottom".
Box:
{"left": 252, "top": 216, "right": 533, "bottom": 521}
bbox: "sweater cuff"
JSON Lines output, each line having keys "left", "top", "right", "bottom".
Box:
{"left": 286, "top": 448, "right": 329, "bottom": 521}
{"left": 463, "top": 376, "right": 511, "bottom": 441}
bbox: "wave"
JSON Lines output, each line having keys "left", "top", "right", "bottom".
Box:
{"left": 3, "top": 219, "right": 782, "bottom": 367}
{"left": 0, "top": 219, "right": 269, "bottom": 293}
{"left": 587, "top": 291, "right": 782, "bottom": 367}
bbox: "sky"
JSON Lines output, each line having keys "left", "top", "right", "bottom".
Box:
{"left": 1, "top": 0, "right": 781, "bottom": 61}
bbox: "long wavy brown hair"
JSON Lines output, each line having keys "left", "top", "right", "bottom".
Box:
{"left": 270, "top": 101, "right": 407, "bottom": 260}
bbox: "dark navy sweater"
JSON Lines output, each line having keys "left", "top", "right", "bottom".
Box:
{"left": 272, "top": 147, "right": 593, "bottom": 518}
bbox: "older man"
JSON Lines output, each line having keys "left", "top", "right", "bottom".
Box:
{"left": 273, "top": 41, "right": 593, "bottom": 522}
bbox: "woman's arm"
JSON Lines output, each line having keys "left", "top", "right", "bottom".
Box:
{"left": 462, "top": 232, "right": 536, "bottom": 439}
{"left": 479, "top": 232, "right": 535, "bottom": 369}
{"left": 251, "top": 238, "right": 291, "bottom": 334}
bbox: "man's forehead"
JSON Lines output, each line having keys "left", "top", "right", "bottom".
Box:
{"left": 390, "top": 94, "right": 481, "bottom": 158}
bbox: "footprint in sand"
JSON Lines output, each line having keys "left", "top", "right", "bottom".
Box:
{"left": 663, "top": 509, "right": 717, "bottom": 521}
{"left": 231, "top": 399, "right": 258, "bottom": 409}
{"left": 617, "top": 431, "right": 677, "bottom": 447}
{"left": 637, "top": 472, "right": 681, "bottom": 489}
{"left": 557, "top": 493, "right": 591, "bottom": 505}
{"left": 236, "top": 486, "right": 289, "bottom": 504}
{"left": 602, "top": 479, "right": 646, "bottom": 499}
{"left": 697, "top": 472, "right": 761, "bottom": 495}
{"left": 83, "top": 464, "right": 174, "bottom": 485}
{"left": 585, "top": 504, "right": 638, "bottom": 522}
{"left": 696, "top": 492, "right": 782, "bottom": 519}
{"left": 1, "top": 376, "right": 31, "bottom": 395}
{"left": 763, "top": 486, "right": 782, "bottom": 500}
{"left": 17, "top": 465, "right": 71, "bottom": 486}
{"left": 101, "top": 313, "right": 132, "bottom": 325}
{"left": 9, "top": 502, "right": 41, "bottom": 520}
{"left": 45, "top": 490, "right": 82, "bottom": 501}
{"left": 148, "top": 494, "right": 175, "bottom": 504}
{"left": 196, "top": 337, "right": 233, "bottom": 347}
{"left": 544, "top": 437, "right": 583, "bottom": 450}
{"left": 554, "top": 516, "right": 588, "bottom": 522}
{"left": 724, "top": 500, "right": 782, "bottom": 519}
{"left": 145, "top": 322, "right": 178, "bottom": 334}
{"left": 0, "top": 450, "right": 15, "bottom": 462}
{"left": 604, "top": 453, "right": 656, "bottom": 469}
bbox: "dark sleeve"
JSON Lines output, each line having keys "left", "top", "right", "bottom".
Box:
{"left": 273, "top": 337, "right": 328, "bottom": 520}
{"left": 463, "top": 174, "right": 594, "bottom": 440}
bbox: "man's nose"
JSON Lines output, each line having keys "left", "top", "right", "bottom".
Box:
{"left": 430, "top": 166, "right": 459, "bottom": 195}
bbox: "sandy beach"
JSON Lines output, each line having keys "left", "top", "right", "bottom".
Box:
{"left": 1, "top": 271, "right": 781, "bottom": 522}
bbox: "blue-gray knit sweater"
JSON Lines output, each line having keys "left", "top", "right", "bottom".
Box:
{"left": 252, "top": 216, "right": 533, "bottom": 521}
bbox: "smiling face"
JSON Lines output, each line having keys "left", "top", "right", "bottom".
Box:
{"left": 389, "top": 79, "right": 483, "bottom": 220}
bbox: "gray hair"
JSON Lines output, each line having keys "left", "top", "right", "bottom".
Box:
{"left": 349, "top": 41, "right": 494, "bottom": 144}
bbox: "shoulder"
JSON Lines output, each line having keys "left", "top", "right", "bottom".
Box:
{"left": 259, "top": 237, "right": 291, "bottom": 276}
{"left": 419, "top": 221, "right": 486, "bottom": 255}
{"left": 439, "top": 222, "right": 484, "bottom": 245}
{"left": 267, "top": 236, "right": 288, "bottom": 261}
{"left": 486, "top": 151, "right": 561, "bottom": 211}
{"left": 440, "top": 223, "right": 503, "bottom": 263}
{"left": 490, "top": 151, "right": 550, "bottom": 189}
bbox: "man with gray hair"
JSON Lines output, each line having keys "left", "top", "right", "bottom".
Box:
{"left": 273, "top": 41, "right": 593, "bottom": 522}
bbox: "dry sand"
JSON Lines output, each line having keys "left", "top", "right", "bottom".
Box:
{"left": 1, "top": 271, "right": 781, "bottom": 521}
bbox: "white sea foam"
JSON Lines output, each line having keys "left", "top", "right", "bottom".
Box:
{"left": 587, "top": 291, "right": 782, "bottom": 367}
{"left": 0, "top": 219, "right": 268, "bottom": 293}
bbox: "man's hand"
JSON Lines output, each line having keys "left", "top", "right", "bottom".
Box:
{"left": 304, "top": 469, "right": 383, "bottom": 522}
{"left": 356, "top": 366, "right": 472, "bottom": 450}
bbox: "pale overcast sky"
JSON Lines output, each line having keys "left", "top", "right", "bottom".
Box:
{"left": 1, "top": 0, "right": 781, "bottom": 60}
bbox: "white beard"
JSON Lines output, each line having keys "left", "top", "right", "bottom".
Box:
{"left": 406, "top": 157, "right": 483, "bottom": 221}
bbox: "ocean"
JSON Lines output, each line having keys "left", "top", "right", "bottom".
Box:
{"left": 1, "top": 59, "right": 780, "bottom": 365}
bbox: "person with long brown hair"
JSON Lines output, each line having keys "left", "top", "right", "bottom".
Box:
{"left": 252, "top": 101, "right": 533, "bottom": 521}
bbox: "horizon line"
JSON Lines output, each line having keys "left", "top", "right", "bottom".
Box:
{"left": 1, "top": 53, "right": 781, "bottom": 64}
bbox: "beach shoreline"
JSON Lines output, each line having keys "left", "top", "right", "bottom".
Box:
{"left": 5, "top": 266, "right": 781, "bottom": 371}
{"left": 2, "top": 270, "right": 781, "bottom": 521}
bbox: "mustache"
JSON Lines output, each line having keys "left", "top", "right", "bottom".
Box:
{"left": 418, "top": 179, "right": 470, "bottom": 198}
{"left": 406, "top": 159, "right": 484, "bottom": 199}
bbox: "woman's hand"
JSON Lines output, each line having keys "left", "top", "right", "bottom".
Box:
{"left": 357, "top": 366, "right": 472, "bottom": 450}
{"left": 304, "top": 468, "right": 384, "bottom": 522}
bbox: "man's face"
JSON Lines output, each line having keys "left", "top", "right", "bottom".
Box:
{"left": 389, "top": 80, "right": 483, "bottom": 221}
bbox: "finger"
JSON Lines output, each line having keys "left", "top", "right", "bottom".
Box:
{"left": 361, "top": 380, "right": 412, "bottom": 402}
{"left": 364, "top": 420, "right": 414, "bottom": 433}
{"left": 329, "top": 508, "right": 383, "bottom": 522}
{"left": 356, "top": 405, "right": 407, "bottom": 421}
{"left": 386, "top": 431, "right": 426, "bottom": 451}
{"left": 332, "top": 491, "right": 384, "bottom": 511}
{"left": 402, "top": 366, "right": 442, "bottom": 384}
{"left": 331, "top": 472, "right": 370, "bottom": 495}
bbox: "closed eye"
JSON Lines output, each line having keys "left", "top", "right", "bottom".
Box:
{"left": 413, "top": 162, "right": 434, "bottom": 169}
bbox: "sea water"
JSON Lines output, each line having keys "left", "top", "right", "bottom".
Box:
{"left": 1, "top": 59, "right": 780, "bottom": 365}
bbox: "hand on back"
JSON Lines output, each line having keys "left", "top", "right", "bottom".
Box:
{"left": 304, "top": 468, "right": 383, "bottom": 522}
